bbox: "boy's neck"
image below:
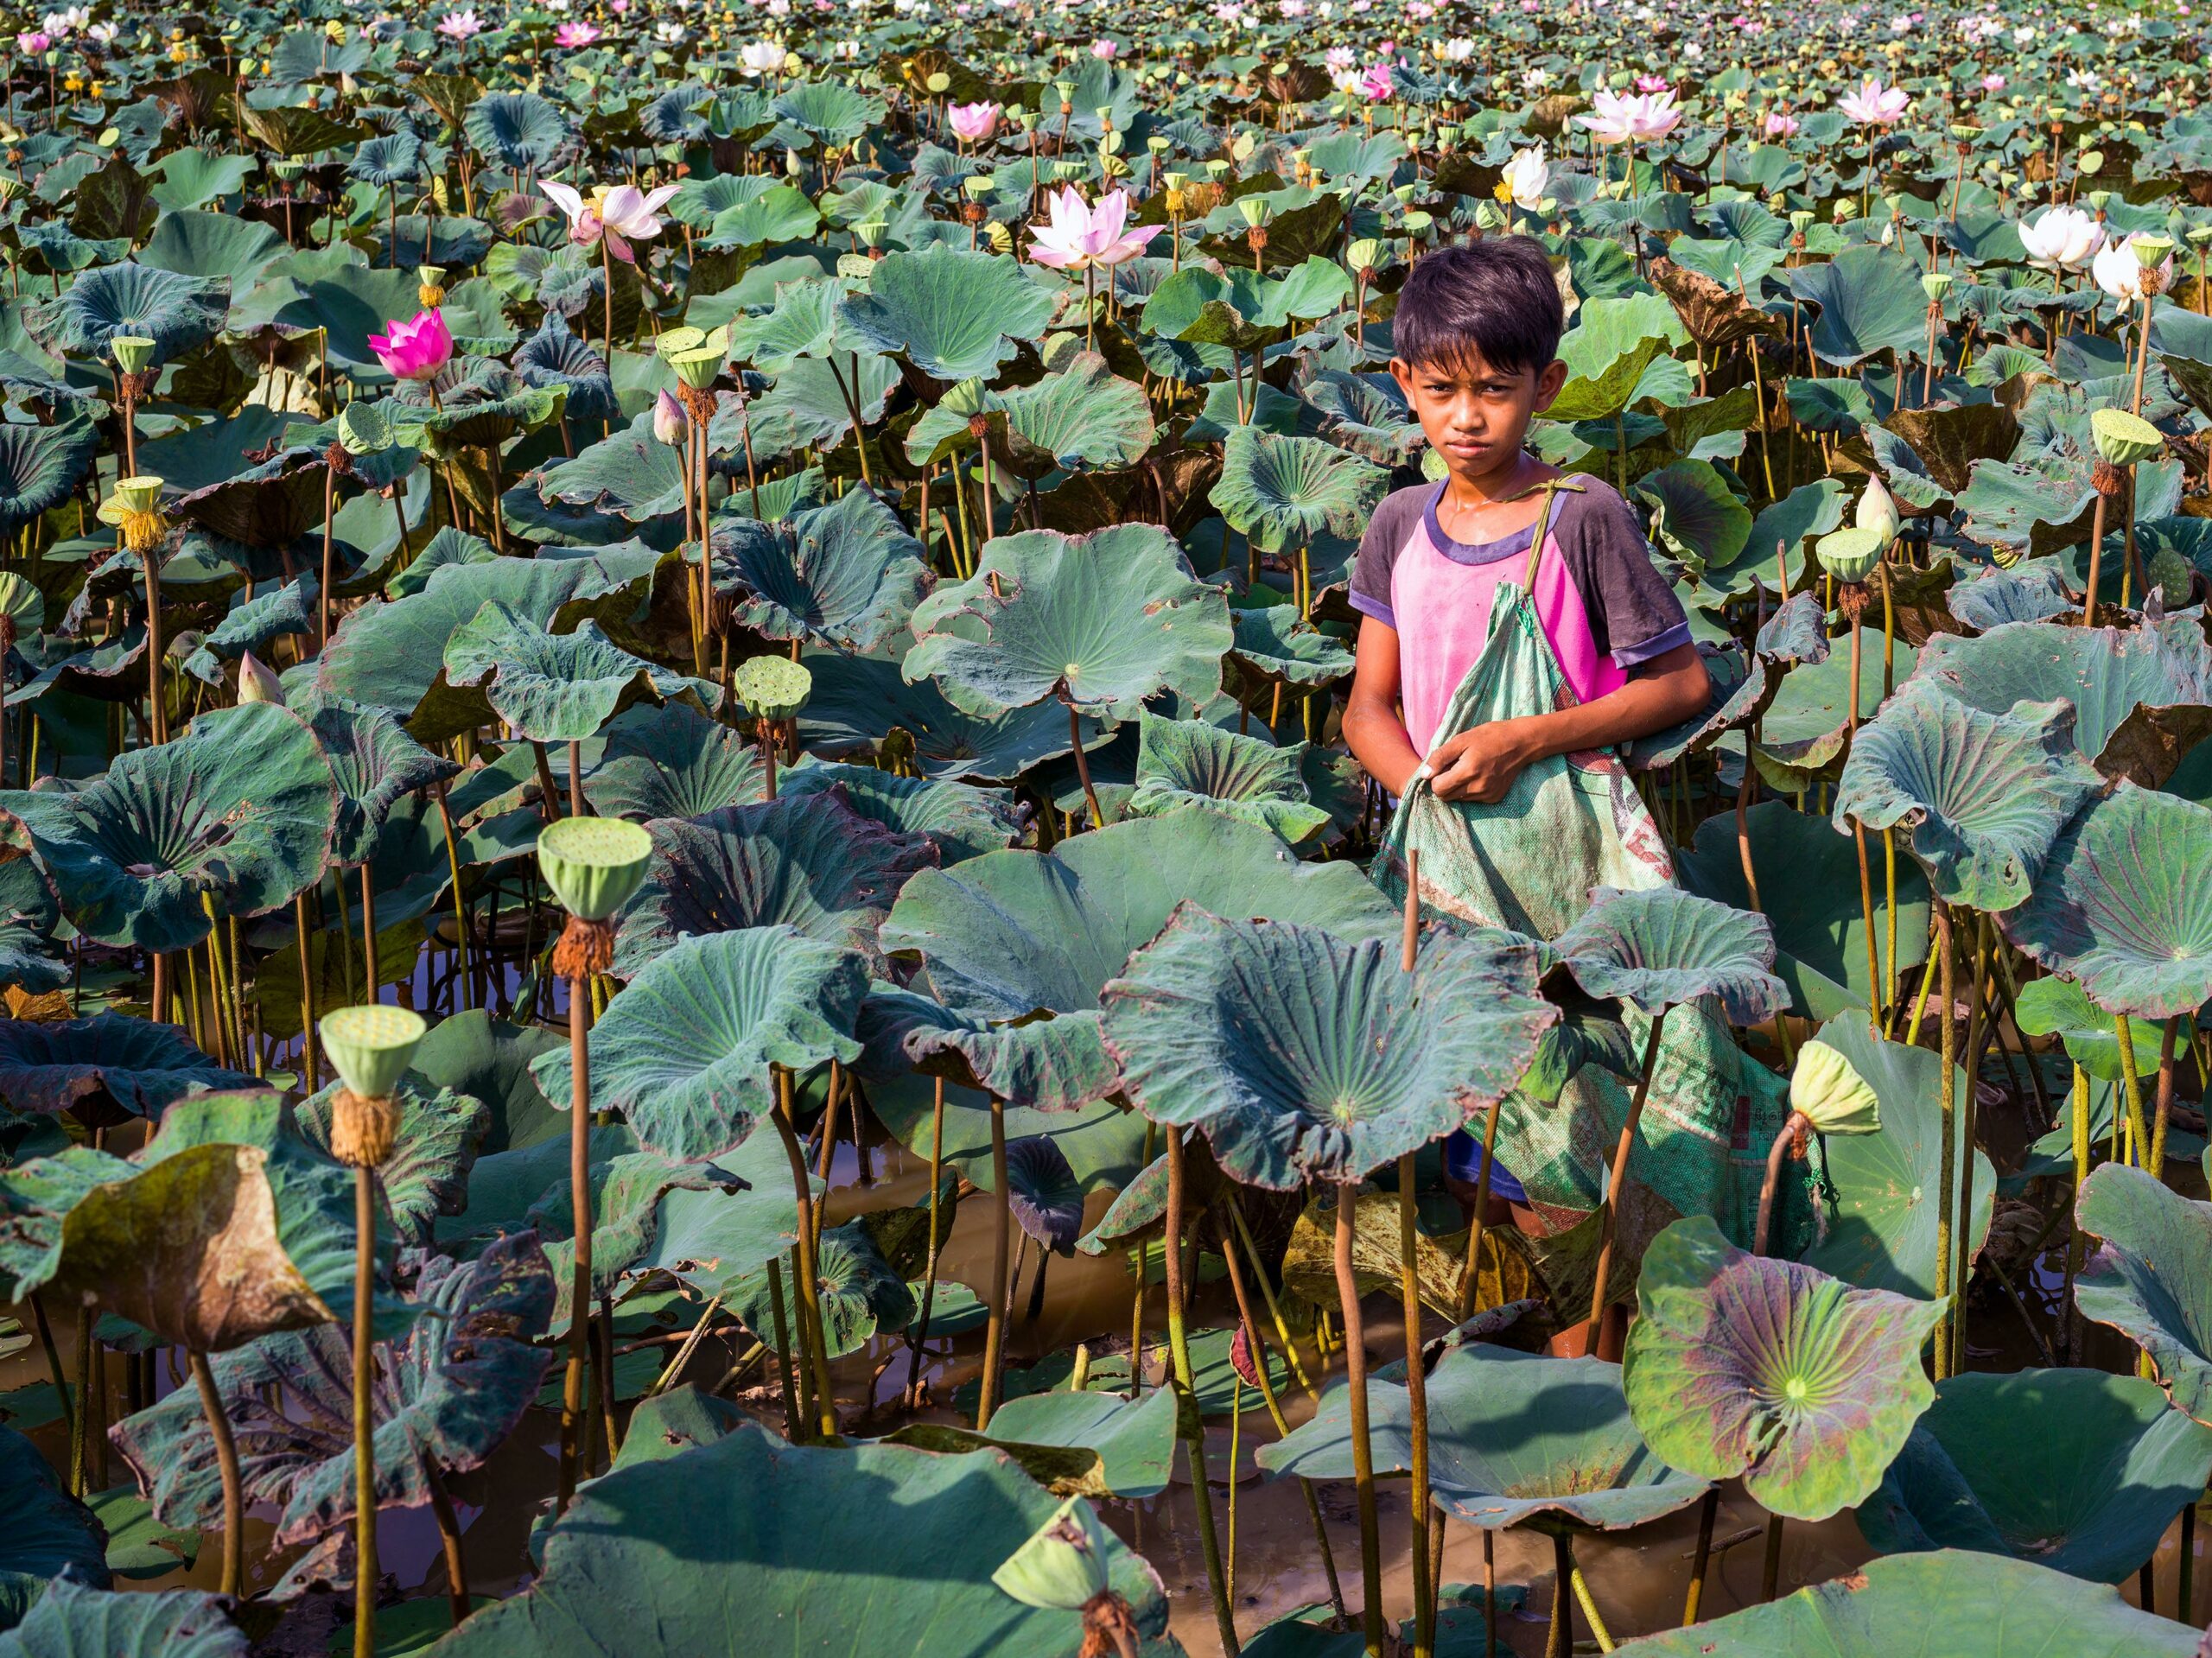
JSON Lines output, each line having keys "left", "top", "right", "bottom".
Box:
{"left": 1442, "top": 448, "right": 1536, "bottom": 506}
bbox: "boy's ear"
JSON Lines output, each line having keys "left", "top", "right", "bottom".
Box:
{"left": 1388, "top": 356, "right": 1414, "bottom": 399}
{"left": 1529, "top": 358, "right": 1568, "bottom": 416}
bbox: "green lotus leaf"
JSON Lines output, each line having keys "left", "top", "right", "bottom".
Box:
{"left": 1211, "top": 425, "right": 1390, "bottom": 556}
{"left": 527, "top": 1150, "right": 747, "bottom": 1324}
{"left": 0, "top": 1016, "right": 254, "bottom": 1123}
{"left": 183, "top": 577, "right": 317, "bottom": 688}
{"left": 1751, "top": 638, "right": 1915, "bottom": 786}
{"left": 26, "top": 703, "right": 339, "bottom": 952}
{"left": 709, "top": 485, "right": 930, "bottom": 653}
{"left": 438, "top": 600, "right": 711, "bottom": 745}
{"left": 1300, "top": 367, "right": 1424, "bottom": 466}
{"left": 427, "top": 1421, "right": 1167, "bottom": 1658}
{"left": 513, "top": 314, "right": 618, "bottom": 428}
{"left": 772, "top": 78, "right": 887, "bottom": 143}
{"left": 728, "top": 277, "right": 852, "bottom": 373}
{"left": 1910, "top": 619, "right": 2212, "bottom": 785}
{"left": 1955, "top": 448, "right": 2101, "bottom": 562}
{"left": 1610, "top": 1552, "right": 2194, "bottom": 1656}
{"left": 2011, "top": 974, "right": 2166, "bottom": 1086}
{"left": 904, "top": 524, "right": 1232, "bottom": 720}
{"left": 1855, "top": 1368, "right": 2212, "bottom": 1583}
{"left": 584, "top": 702, "right": 767, "bottom": 822}
{"left": 29, "top": 264, "right": 228, "bottom": 365}
{"left": 885, "top": 1384, "right": 1180, "bottom": 1500}
{"left": 1102, "top": 908, "right": 1555, "bottom": 1186}
{"left": 798, "top": 650, "right": 1087, "bottom": 782}
{"left": 0, "top": 419, "right": 99, "bottom": 536}
{"left": 1633, "top": 459, "right": 1752, "bottom": 573}
{"left": 86, "top": 1488, "right": 200, "bottom": 1582}
{"left": 1543, "top": 291, "right": 1688, "bottom": 422}
{"left": 0, "top": 1425, "right": 106, "bottom": 1629}
{"left": 1262, "top": 1342, "right": 1710, "bottom": 1534}
{"left": 409, "top": 1011, "right": 563, "bottom": 1153}
{"left": 1792, "top": 1017, "right": 1995, "bottom": 1299}
{"left": 993, "top": 350, "right": 1156, "bottom": 480}
{"left": 779, "top": 761, "right": 1021, "bottom": 866}
{"left": 464, "top": 91, "right": 576, "bottom": 171}
{"left": 2075, "top": 1162, "right": 2212, "bottom": 1426}
{"left": 613, "top": 792, "right": 937, "bottom": 978}
{"left": 880, "top": 813, "right": 1399, "bottom": 1110}
{"left": 1230, "top": 606, "right": 1357, "bottom": 689}
{"left": 1999, "top": 783, "right": 2212, "bottom": 1020}
{"left": 111, "top": 1232, "right": 550, "bottom": 1584}
{"left": 1624, "top": 1216, "right": 1944, "bottom": 1521}
{"left": 0, "top": 1091, "right": 371, "bottom": 1351}
{"left": 298, "top": 692, "right": 461, "bottom": 867}
{"left": 1832, "top": 680, "right": 2103, "bottom": 912}
{"left": 1124, "top": 712, "right": 1330, "bottom": 843}
{"left": 1552, "top": 885, "right": 1788, "bottom": 1024}
{"left": 537, "top": 927, "right": 867, "bottom": 1163}
{"left": 296, "top": 1072, "right": 489, "bottom": 1243}
{"left": 729, "top": 1220, "right": 912, "bottom": 1360}
{"left": 1785, "top": 244, "right": 1930, "bottom": 367}
{"left": 1003, "top": 1133, "right": 1084, "bottom": 1253}
{"left": 1144, "top": 257, "right": 1351, "bottom": 353}
{"left": 703, "top": 184, "right": 823, "bottom": 251}
{"left": 237, "top": 102, "right": 359, "bottom": 157}
{"left": 618, "top": 1130, "right": 803, "bottom": 1301}
{"left": 1947, "top": 558, "right": 2074, "bottom": 628}
{"left": 0, "top": 846, "right": 64, "bottom": 996}
{"left": 137, "top": 211, "right": 290, "bottom": 289}
{"left": 539, "top": 412, "right": 689, "bottom": 522}
{"left": 835, "top": 245, "right": 1054, "bottom": 382}
{"left": 145, "top": 148, "right": 257, "bottom": 214}
{"left": 0, "top": 1578, "right": 247, "bottom": 1658}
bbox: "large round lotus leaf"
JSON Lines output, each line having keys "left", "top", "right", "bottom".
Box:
{"left": 1674, "top": 802, "right": 1931, "bottom": 1022}
{"left": 709, "top": 485, "right": 931, "bottom": 653}
{"left": 613, "top": 792, "right": 937, "bottom": 978}
{"left": 779, "top": 761, "right": 1021, "bottom": 866}
{"left": 0, "top": 1426, "right": 107, "bottom": 1629}
{"left": 29, "top": 702, "right": 339, "bottom": 952}
{"left": 1211, "top": 425, "right": 1390, "bottom": 556}
{"left": 296, "top": 1072, "right": 488, "bottom": 1243}
{"left": 437, "top": 601, "right": 710, "bottom": 746}
{"left": 0, "top": 1578, "right": 247, "bottom": 1658}
{"left": 0, "top": 420, "right": 99, "bottom": 537}
{"left": 1784, "top": 244, "right": 1929, "bottom": 367}
{"left": 2000, "top": 784, "right": 2212, "bottom": 1020}
{"left": 1948, "top": 559, "right": 2073, "bottom": 629}
{"left": 1543, "top": 292, "right": 1684, "bottom": 422}
{"left": 1854, "top": 1368, "right": 2212, "bottom": 1583}
{"left": 464, "top": 91, "right": 576, "bottom": 170}
{"left": 0, "top": 835, "right": 61, "bottom": 994}
{"left": 798, "top": 650, "right": 1086, "bottom": 782}
{"left": 1101, "top": 908, "right": 1555, "bottom": 1187}
{"left": 991, "top": 349, "right": 1156, "bottom": 481}
{"left": 1793, "top": 1017, "right": 1995, "bottom": 1299}
{"left": 833, "top": 245, "right": 1055, "bottom": 382}
{"left": 729, "top": 1220, "right": 912, "bottom": 1360}
{"left": 409, "top": 1011, "right": 563, "bottom": 1154}
{"left": 903, "top": 524, "right": 1231, "bottom": 720}
{"left": 1551, "top": 885, "right": 1789, "bottom": 1024}
{"left": 513, "top": 314, "right": 618, "bottom": 426}
{"left": 297, "top": 693, "right": 459, "bottom": 867}
{"left": 540, "top": 412, "right": 690, "bottom": 522}
{"left": 2075, "top": 1163, "right": 2212, "bottom": 1427}
{"left": 1831, "top": 680, "right": 2102, "bottom": 912}
{"left": 1003, "top": 1134, "right": 1084, "bottom": 1252}
{"left": 886, "top": 1382, "right": 1180, "bottom": 1501}
{"left": 536, "top": 927, "right": 868, "bottom": 1163}
{"left": 111, "top": 1232, "right": 550, "bottom": 1571}
{"left": 1911, "top": 619, "right": 2212, "bottom": 784}
{"left": 1751, "top": 638, "right": 1913, "bottom": 785}
{"left": 1261, "top": 1342, "right": 1710, "bottom": 1534}
{"left": 1124, "top": 711, "right": 1331, "bottom": 843}
{"left": 1610, "top": 1551, "right": 2195, "bottom": 1656}
{"left": 0, "top": 1092, "right": 368, "bottom": 1350}
{"left": 137, "top": 210, "right": 290, "bottom": 288}
{"left": 617, "top": 1130, "right": 804, "bottom": 1301}
{"left": 0, "top": 1016, "right": 255, "bottom": 1122}
{"left": 1230, "top": 605, "right": 1357, "bottom": 689}
{"left": 525, "top": 1150, "right": 746, "bottom": 1326}
{"left": 585, "top": 703, "right": 766, "bottom": 823}
{"left": 868, "top": 1069, "right": 1148, "bottom": 1197}
{"left": 426, "top": 1420, "right": 1168, "bottom": 1658}
{"left": 1634, "top": 458, "right": 1754, "bottom": 572}
{"left": 29, "top": 263, "right": 229, "bottom": 365}
{"left": 1624, "top": 1216, "right": 1944, "bottom": 1522}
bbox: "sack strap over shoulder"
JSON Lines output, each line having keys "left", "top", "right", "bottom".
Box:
{"left": 1508, "top": 473, "right": 1585, "bottom": 592}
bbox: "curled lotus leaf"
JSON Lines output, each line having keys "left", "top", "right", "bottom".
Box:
{"left": 1999, "top": 783, "right": 2212, "bottom": 1020}
{"left": 1230, "top": 605, "right": 1357, "bottom": 689}
{"left": 730, "top": 1220, "right": 912, "bottom": 1360}
{"left": 2074, "top": 1163, "right": 2212, "bottom": 1427}
{"left": 0, "top": 1016, "right": 254, "bottom": 1124}
{"left": 778, "top": 761, "right": 1022, "bottom": 866}
{"left": 798, "top": 650, "right": 1087, "bottom": 783}
{"left": 1831, "top": 681, "right": 2102, "bottom": 912}
{"left": 297, "top": 692, "right": 461, "bottom": 867}
{"left": 23, "top": 702, "right": 339, "bottom": 953}
{"left": 584, "top": 702, "right": 767, "bottom": 823}
{"left": 110, "top": 1234, "right": 551, "bottom": 1579}
{"left": 1948, "top": 559, "right": 2073, "bottom": 629}
{"left": 0, "top": 420, "right": 99, "bottom": 537}
{"left": 613, "top": 791, "right": 938, "bottom": 979}
{"left": 512, "top": 313, "right": 617, "bottom": 428}
{"left": 464, "top": 92, "right": 575, "bottom": 172}
{"left": 0, "top": 1578, "right": 247, "bottom": 1658}
{"left": 1551, "top": 885, "right": 1789, "bottom": 1024}
{"left": 1100, "top": 907, "right": 1556, "bottom": 1187}
{"left": 538, "top": 413, "right": 689, "bottom": 522}
{"left": 1609, "top": 1552, "right": 2195, "bottom": 1657}
{"left": 425, "top": 1421, "right": 1168, "bottom": 1658}
{"left": 527, "top": 1149, "right": 748, "bottom": 1325}
{"left": 1751, "top": 639, "right": 1914, "bottom": 787}
{"left": 1260, "top": 1342, "right": 1710, "bottom": 1534}
{"left": 1623, "top": 1216, "right": 1944, "bottom": 1522}
{"left": 1783, "top": 245, "right": 1929, "bottom": 368}
{"left": 833, "top": 245, "right": 1055, "bottom": 382}
{"left": 1125, "top": 711, "right": 1331, "bottom": 843}
{"left": 1004, "top": 1134, "right": 1084, "bottom": 1254}
{"left": 0, "top": 1426, "right": 107, "bottom": 1629}
{"left": 707, "top": 484, "right": 931, "bottom": 653}
{"left": 1211, "top": 425, "right": 1390, "bottom": 556}
{"left": 619, "top": 1131, "right": 804, "bottom": 1302}
{"left": 1854, "top": 1368, "right": 2212, "bottom": 1584}
{"left": 0, "top": 843, "right": 64, "bottom": 995}
{"left": 884, "top": 1385, "right": 1181, "bottom": 1501}
{"left": 993, "top": 350, "right": 1157, "bottom": 481}
{"left": 903, "top": 524, "right": 1232, "bottom": 721}
{"left": 296, "top": 1073, "right": 489, "bottom": 1243}
{"left": 29, "top": 264, "right": 229, "bottom": 365}
{"left": 438, "top": 600, "right": 713, "bottom": 746}
{"left": 537, "top": 927, "right": 868, "bottom": 1164}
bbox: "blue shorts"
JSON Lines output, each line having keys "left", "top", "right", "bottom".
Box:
{"left": 1443, "top": 1128, "right": 1526, "bottom": 1205}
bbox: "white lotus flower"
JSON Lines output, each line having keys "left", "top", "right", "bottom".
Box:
{"left": 1499, "top": 143, "right": 1549, "bottom": 209}
{"left": 2018, "top": 206, "right": 2102, "bottom": 270}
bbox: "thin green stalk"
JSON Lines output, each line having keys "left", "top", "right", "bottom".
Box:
{"left": 1336, "top": 1179, "right": 1384, "bottom": 1657}
{"left": 1568, "top": 1544, "right": 1615, "bottom": 1653}
{"left": 1585, "top": 1013, "right": 1670, "bottom": 1341}
{"left": 2115, "top": 1013, "right": 2153, "bottom": 1171}
{"left": 190, "top": 1349, "right": 245, "bottom": 1597}
{"left": 978, "top": 1093, "right": 1011, "bottom": 1430}
{"left": 1933, "top": 903, "right": 1957, "bottom": 1381}
{"left": 903, "top": 1077, "right": 947, "bottom": 1406}
{"left": 556, "top": 967, "right": 593, "bottom": 1509}
{"left": 1166, "top": 1130, "right": 1239, "bottom": 1655}
{"left": 772, "top": 1070, "right": 838, "bottom": 1439}
{"left": 354, "top": 1165, "right": 379, "bottom": 1658}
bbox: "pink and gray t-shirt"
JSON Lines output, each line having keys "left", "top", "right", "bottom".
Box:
{"left": 1349, "top": 475, "right": 1691, "bottom": 759}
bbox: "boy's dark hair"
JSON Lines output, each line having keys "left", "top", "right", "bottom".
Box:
{"left": 1390, "top": 237, "right": 1564, "bottom": 378}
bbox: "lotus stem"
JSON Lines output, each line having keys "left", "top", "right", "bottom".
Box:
{"left": 189, "top": 1347, "right": 245, "bottom": 1597}
{"left": 601, "top": 236, "right": 615, "bottom": 364}
{"left": 2066, "top": 1064, "right": 2090, "bottom": 1363}
{"left": 321, "top": 458, "right": 338, "bottom": 652}
{"left": 1545, "top": 1532, "right": 1572, "bottom": 1658}
{"left": 2151, "top": 1016, "right": 2181, "bottom": 1178}
{"left": 353, "top": 1163, "right": 381, "bottom": 1658}
{"left": 360, "top": 866, "right": 379, "bottom": 1006}
{"left": 67, "top": 1306, "right": 92, "bottom": 1498}
{"left": 903, "top": 1077, "right": 948, "bottom": 1407}
{"left": 2083, "top": 490, "right": 2108, "bottom": 629}
{"left": 1394, "top": 863, "right": 1434, "bottom": 1656}
{"left": 295, "top": 895, "right": 319, "bottom": 1088}
{"left": 1952, "top": 915, "right": 1993, "bottom": 1377}
{"left": 766, "top": 1258, "right": 799, "bottom": 1439}
{"left": 435, "top": 783, "right": 470, "bottom": 1013}
{"left": 1760, "top": 1511, "right": 1785, "bottom": 1601}
{"left": 421, "top": 1460, "right": 470, "bottom": 1628}
{"left": 977, "top": 1092, "right": 1012, "bottom": 1430}
{"left": 1883, "top": 826, "right": 1899, "bottom": 1013}
{"left": 1753, "top": 1111, "right": 1810, "bottom": 1258}
{"left": 1066, "top": 702, "right": 1104, "bottom": 830}
{"left": 1568, "top": 1546, "right": 1615, "bottom": 1653}
{"left": 1165, "top": 1129, "right": 1239, "bottom": 1655}
{"left": 29, "top": 1292, "right": 73, "bottom": 1451}
{"left": 772, "top": 1069, "right": 838, "bottom": 1439}
{"left": 1933, "top": 903, "right": 1957, "bottom": 1381}
{"left": 1226, "top": 1375, "right": 1242, "bottom": 1602}
{"left": 568, "top": 740, "right": 585, "bottom": 820}
{"left": 2183, "top": 1499, "right": 2197, "bottom": 1626}
{"left": 1225, "top": 1191, "right": 1314, "bottom": 1396}
{"left": 1335, "top": 1178, "right": 1386, "bottom": 1658}
{"left": 556, "top": 959, "right": 592, "bottom": 1509}
{"left": 1435, "top": 1083, "right": 1509, "bottom": 1597}
{"left": 1585, "top": 1011, "right": 1670, "bottom": 1344}
{"left": 1682, "top": 1487, "right": 1720, "bottom": 1625}
{"left": 645, "top": 1293, "right": 724, "bottom": 1400}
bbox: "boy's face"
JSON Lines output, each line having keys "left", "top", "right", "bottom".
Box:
{"left": 1390, "top": 348, "right": 1567, "bottom": 485}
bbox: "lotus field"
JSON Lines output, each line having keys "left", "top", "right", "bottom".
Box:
{"left": 10, "top": 0, "right": 2212, "bottom": 1652}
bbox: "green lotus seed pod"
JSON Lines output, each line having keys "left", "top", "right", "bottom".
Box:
{"left": 1788, "top": 209, "right": 1815, "bottom": 232}
{"left": 2077, "top": 149, "right": 2105, "bottom": 175}
{"left": 1789, "top": 1039, "right": 1881, "bottom": 1135}
{"left": 109, "top": 475, "right": 163, "bottom": 515}
{"left": 338, "top": 400, "right": 391, "bottom": 457}
{"left": 2189, "top": 226, "right": 2212, "bottom": 247}
{"left": 2091, "top": 407, "right": 2164, "bottom": 467}
{"left": 1921, "top": 271, "right": 1953, "bottom": 301}
{"left": 536, "top": 816, "right": 654, "bottom": 921}
{"left": 1236, "top": 196, "right": 1269, "bottom": 229}
{"left": 854, "top": 218, "right": 888, "bottom": 249}
{"left": 318, "top": 1004, "right": 427, "bottom": 1102}
{"left": 963, "top": 175, "right": 995, "bottom": 200}
{"left": 2132, "top": 233, "right": 2175, "bottom": 268}
{"left": 656, "top": 325, "right": 709, "bottom": 362}
{"left": 110, "top": 334, "right": 155, "bottom": 374}
{"left": 0, "top": 569, "right": 46, "bottom": 634}
{"left": 1815, "top": 525, "right": 1885, "bottom": 586}
{"left": 991, "top": 1497, "right": 1111, "bottom": 1612}
{"left": 735, "top": 654, "right": 813, "bottom": 720}
{"left": 1346, "top": 238, "right": 1385, "bottom": 272}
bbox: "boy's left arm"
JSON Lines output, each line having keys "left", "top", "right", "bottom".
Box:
{"left": 1427, "top": 644, "right": 1709, "bottom": 802}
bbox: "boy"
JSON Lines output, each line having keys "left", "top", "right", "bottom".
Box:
{"left": 1344, "top": 237, "right": 1718, "bottom": 1357}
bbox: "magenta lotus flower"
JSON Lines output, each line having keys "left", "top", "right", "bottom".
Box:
{"left": 368, "top": 309, "right": 454, "bottom": 383}
{"left": 1355, "top": 62, "right": 1393, "bottom": 99}
{"left": 1026, "top": 186, "right": 1163, "bottom": 271}
{"left": 948, "top": 100, "right": 1000, "bottom": 143}
{"left": 1838, "top": 76, "right": 1910, "bottom": 124}
{"left": 16, "top": 29, "right": 49, "bottom": 51}
{"left": 553, "top": 20, "right": 601, "bottom": 46}
{"left": 1635, "top": 74, "right": 1671, "bottom": 93}
{"left": 541, "top": 179, "right": 681, "bottom": 263}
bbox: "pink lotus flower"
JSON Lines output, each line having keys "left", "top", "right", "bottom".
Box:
{"left": 16, "top": 29, "right": 48, "bottom": 51}
{"left": 948, "top": 99, "right": 1000, "bottom": 143}
{"left": 611, "top": 0, "right": 629, "bottom": 11}
{"left": 1026, "top": 186, "right": 1163, "bottom": 270}
{"left": 1981, "top": 73, "right": 2005, "bottom": 91}
{"left": 553, "top": 20, "right": 601, "bottom": 46}
{"left": 1577, "top": 86, "right": 1681, "bottom": 143}
{"left": 369, "top": 309, "right": 454, "bottom": 382}
{"left": 1764, "top": 111, "right": 1801, "bottom": 137}
{"left": 436, "top": 8, "right": 484, "bottom": 35}
{"left": 1356, "top": 62, "right": 1393, "bottom": 99}
{"left": 1635, "top": 74, "right": 1671, "bottom": 93}
{"left": 1838, "top": 76, "right": 1910, "bottom": 124}
{"left": 1090, "top": 36, "right": 1116, "bottom": 57}
{"left": 541, "top": 179, "right": 681, "bottom": 262}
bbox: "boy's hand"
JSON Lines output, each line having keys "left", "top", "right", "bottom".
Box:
{"left": 1428, "top": 721, "right": 1536, "bottom": 803}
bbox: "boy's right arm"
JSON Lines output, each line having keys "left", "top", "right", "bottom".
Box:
{"left": 1343, "top": 615, "right": 1426, "bottom": 798}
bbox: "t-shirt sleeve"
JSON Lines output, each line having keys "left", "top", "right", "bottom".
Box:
{"left": 1558, "top": 483, "right": 1692, "bottom": 670}
{"left": 1348, "top": 487, "right": 1428, "bottom": 630}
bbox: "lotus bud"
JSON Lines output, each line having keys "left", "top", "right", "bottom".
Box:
{"left": 236, "top": 649, "right": 285, "bottom": 708}
{"left": 652, "top": 388, "right": 688, "bottom": 446}
{"left": 2091, "top": 406, "right": 2164, "bottom": 468}
{"left": 110, "top": 333, "right": 155, "bottom": 376}
{"left": 785, "top": 148, "right": 804, "bottom": 177}
{"left": 1346, "top": 238, "right": 1385, "bottom": 274}
{"left": 1789, "top": 1039, "right": 1882, "bottom": 1136}
{"left": 318, "top": 1004, "right": 429, "bottom": 1166}
{"left": 735, "top": 653, "right": 812, "bottom": 720}
{"left": 338, "top": 400, "right": 391, "bottom": 457}
{"left": 1815, "top": 524, "right": 1885, "bottom": 587}
{"left": 1855, "top": 473, "right": 1900, "bottom": 550}
{"left": 416, "top": 264, "right": 447, "bottom": 307}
